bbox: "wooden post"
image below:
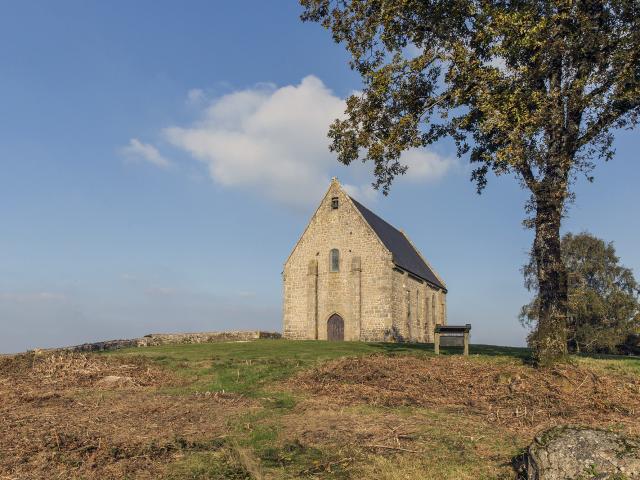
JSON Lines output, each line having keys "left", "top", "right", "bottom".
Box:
{"left": 434, "top": 325, "right": 440, "bottom": 355}
{"left": 464, "top": 323, "right": 471, "bottom": 356}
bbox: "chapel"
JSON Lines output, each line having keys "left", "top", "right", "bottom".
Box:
{"left": 282, "top": 178, "right": 447, "bottom": 341}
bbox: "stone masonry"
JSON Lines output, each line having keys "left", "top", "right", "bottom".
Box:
{"left": 283, "top": 178, "right": 447, "bottom": 342}
{"left": 31, "top": 331, "right": 282, "bottom": 354}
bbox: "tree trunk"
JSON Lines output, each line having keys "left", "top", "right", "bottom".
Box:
{"left": 531, "top": 196, "right": 569, "bottom": 365}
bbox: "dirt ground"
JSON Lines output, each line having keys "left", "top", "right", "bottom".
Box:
{"left": 0, "top": 352, "right": 252, "bottom": 480}
{"left": 2, "top": 349, "right": 639, "bottom": 479}
{"left": 291, "top": 354, "right": 640, "bottom": 437}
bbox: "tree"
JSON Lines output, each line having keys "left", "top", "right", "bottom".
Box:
{"left": 300, "top": 0, "right": 640, "bottom": 364}
{"left": 521, "top": 232, "right": 640, "bottom": 354}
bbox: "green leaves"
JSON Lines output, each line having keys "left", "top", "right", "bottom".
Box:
{"left": 301, "top": 0, "right": 640, "bottom": 363}
{"left": 521, "top": 232, "right": 640, "bottom": 354}
{"left": 300, "top": 0, "right": 639, "bottom": 194}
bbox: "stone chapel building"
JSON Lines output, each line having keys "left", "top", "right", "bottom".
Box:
{"left": 282, "top": 178, "right": 447, "bottom": 342}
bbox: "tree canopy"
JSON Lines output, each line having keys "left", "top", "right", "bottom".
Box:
{"left": 301, "top": 0, "right": 640, "bottom": 364}
{"left": 521, "top": 232, "right": 640, "bottom": 353}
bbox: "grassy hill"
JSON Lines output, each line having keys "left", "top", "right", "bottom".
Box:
{"left": 1, "top": 340, "right": 639, "bottom": 479}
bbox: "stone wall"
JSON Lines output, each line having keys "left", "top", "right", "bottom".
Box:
{"left": 138, "top": 331, "right": 281, "bottom": 347}
{"left": 390, "top": 268, "right": 445, "bottom": 342}
{"left": 52, "top": 331, "right": 281, "bottom": 353}
{"left": 283, "top": 179, "right": 393, "bottom": 341}
{"left": 283, "top": 178, "right": 446, "bottom": 343}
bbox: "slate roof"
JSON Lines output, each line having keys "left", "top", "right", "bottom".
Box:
{"left": 350, "top": 197, "right": 446, "bottom": 291}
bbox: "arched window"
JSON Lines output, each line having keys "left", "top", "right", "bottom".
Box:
{"left": 330, "top": 249, "right": 340, "bottom": 272}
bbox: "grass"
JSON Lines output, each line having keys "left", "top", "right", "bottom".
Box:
{"left": 107, "top": 340, "right": 640, "bottom": 479}
{"left": 109, "top": 339, "right": 639, "bottom": 398}
{"left": 6, "top": 339, "right": 637, "bottom": 479}
{"left": 575, "top": 352, "right": 640, "bottom": 376}
{"left": 109, "top": 340, "right": 384, "bottom": 401}
{"left": 166, "top": 451, "right": 253, "bottom": 480}
{"left": 108, "top": 339, "right": 533, "bottom": 398}
{"left": 105, "top": 340, "right": 541, "bottom": 478}
{"left": 343, "top": 405, "right": 525, "bottom": 479}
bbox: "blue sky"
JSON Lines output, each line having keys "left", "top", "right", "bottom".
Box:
{"left": 0, "top": 1, "right": 638, "bottom": 353}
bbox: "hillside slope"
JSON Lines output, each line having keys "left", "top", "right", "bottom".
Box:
{"left": 1, "top": 340, "right": 638, "bottom": 479}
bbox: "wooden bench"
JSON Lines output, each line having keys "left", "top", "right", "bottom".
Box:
{"left": 434, "top": 324, "right": 471, "bottom": 356}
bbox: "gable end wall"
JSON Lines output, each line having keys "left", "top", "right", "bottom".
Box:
{"left": 283, "top": 182, "right": 393, "bottom": 341}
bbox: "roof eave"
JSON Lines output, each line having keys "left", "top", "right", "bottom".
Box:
{"left": 392, "top": 262, "right": 448, "bottom": 293}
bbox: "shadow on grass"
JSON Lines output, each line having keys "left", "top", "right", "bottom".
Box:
{"left": 368, "top": 341, "right": 532, "bottom": 360}
{"left": 369, "top": 343, "right": 640, "bottom": 373}
{"left": 576, "top": 351, "right": 640, "bottom": 361}
{"left": 572, "top": 351, "right": 640, "bottom": 375}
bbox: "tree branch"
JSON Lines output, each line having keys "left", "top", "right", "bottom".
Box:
{"left": 577, "top": 98, "right": 640, "bottom": 149}
{"left": 518, "top": 162, "right": 540, "bottom": 193}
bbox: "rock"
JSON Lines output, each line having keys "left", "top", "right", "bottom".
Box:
{"left": 525, "top": 426, "right": 640, "bottom": 479}
{"left": 95, "top": 375, "right": 136, "bottom": 388}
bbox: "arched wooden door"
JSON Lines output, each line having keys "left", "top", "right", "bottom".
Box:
{"left": 327, "top": 314, "right": 344, "bottom": 341}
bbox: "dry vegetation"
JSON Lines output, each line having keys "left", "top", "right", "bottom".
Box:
{"left": 292, "top": 354, "right": 640, "bottom": 437}
{"left": 1, "top": 341, "right": 638, "bottom": 479}
{"left": 0, "top": 352, "right": 252, "bottom": 479}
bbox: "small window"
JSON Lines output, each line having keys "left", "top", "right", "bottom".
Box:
{"left": 331, "top": 197, "right": 339, "bottom": 209}
{"left": 330, "top": 249, "right": 340, "bottom": 272}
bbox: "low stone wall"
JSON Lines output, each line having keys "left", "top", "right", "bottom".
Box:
{"left": 59, "top": 331, "right": 282, "bottom": 353}
{"left": 138, "top": 331, "right": 281, "bottom": 347}
{"left": 65, "top": 338, "right": 140, "bottom": 352}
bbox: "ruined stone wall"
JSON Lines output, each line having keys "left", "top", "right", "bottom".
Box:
{"left": 283, "top": 180, "right": 393, "bottom": 341}
{"left": 137, "top": 331, "right": 281, "bottom": 347}
{"left": 38, "top": 331, "right": 282, "bottom": 354}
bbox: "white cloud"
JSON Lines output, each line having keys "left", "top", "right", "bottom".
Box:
{"left": 162, "top": 75, "right": 454, "bottom": 210}
{"left": 121, "top": 138, "right": 171, "bottom": 169}
{"left": 400, "top": 149, "right": 456, "bottom": 182}
{"left": 165, "top": 76, "right": 343, "bottom": 210}
{"left": 342, "top": 182, "right": 378, "bottom": 204}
